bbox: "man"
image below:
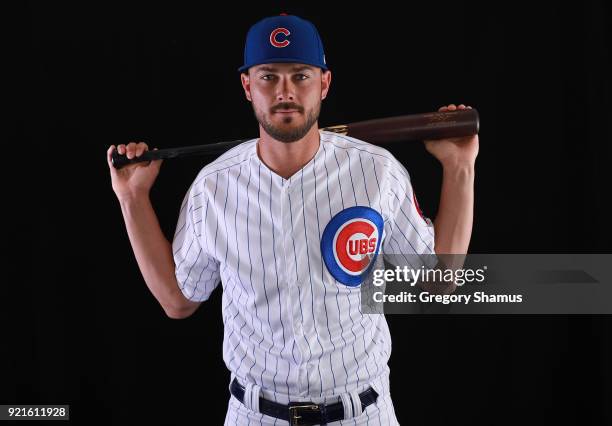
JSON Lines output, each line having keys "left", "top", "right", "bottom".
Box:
{"left": 106, "top": 13, "right": 477, "bottom": 425}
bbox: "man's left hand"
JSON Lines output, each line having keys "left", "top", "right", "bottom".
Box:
{"left": 424, "top": 104, "right": 479, "bottom": 169}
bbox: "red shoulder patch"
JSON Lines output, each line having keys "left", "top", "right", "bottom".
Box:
{"left": 413, "top": 192, "right": 427, "bottom": 222}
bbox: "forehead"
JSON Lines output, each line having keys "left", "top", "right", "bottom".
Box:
{"left": 251, "top": 63, "right": 318, "bottom": 73}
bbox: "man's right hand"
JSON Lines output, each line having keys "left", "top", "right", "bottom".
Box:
{"left": 107, "top": 142, "right": 164, "bottom": 201}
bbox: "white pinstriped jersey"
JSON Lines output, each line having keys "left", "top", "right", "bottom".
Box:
{"left": 172, "top": 130, "right": 435, "bottom": 424}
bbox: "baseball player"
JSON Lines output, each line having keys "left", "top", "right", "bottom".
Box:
{"left": 106, "top": 14, "right": 477, "bottom": 425}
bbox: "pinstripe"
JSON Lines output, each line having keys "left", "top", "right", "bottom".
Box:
{"left": 313, "top": 153, "right": 338, "bottom": 391}
{"left": 265, "top": 167, "right": 293, "bottom": 397}
{"left": 343, "top": 149, "right": 366, "bottom": 391}
{"left": 287, "top": 189, "right": 314, "bottom": 393}
{"left": 322, "top": 142, "right": 351, "bottom": 390}
{"left": 300, "top": 168, "right": 325, "bottom": 395}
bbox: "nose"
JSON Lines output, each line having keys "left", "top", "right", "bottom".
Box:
{"left": 276, "top": 76, "right": 295, "bottom": 102}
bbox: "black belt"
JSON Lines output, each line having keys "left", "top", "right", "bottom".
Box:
{"left": 230, "top": 377, "right": 378, "bottom": 425}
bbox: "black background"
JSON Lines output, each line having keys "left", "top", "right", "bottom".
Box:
{"left": 5, "top": 1, "right": 611, "bottom": 425}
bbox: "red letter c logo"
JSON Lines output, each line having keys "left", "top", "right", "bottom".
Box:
{"left": 270, "top": 28, "right": 290, "bottom": 48}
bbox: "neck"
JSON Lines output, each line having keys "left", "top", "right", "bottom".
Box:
{"left": 256, "top": 124, "right": 321, "bottom": 179}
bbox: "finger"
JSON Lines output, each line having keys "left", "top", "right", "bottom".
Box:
{"left": 117, "top": 144, "right": 126, "bottom": 155}
{"left": 439, "top": 106, "right": 448, "bottom": 112}
{"left": 126, "top": 142, "right": 138, "bottom": 159}
{"left": 467, "top": 106, "right": 472, "bottom": 109}
{"left": 448, "top": 104, "right": 457, "bottom": 110}
{"left": 136, "top": 142, "right": 148, "bottom": 158}
{"left": 107, "top": 145, "right": 116, "bottom": 169}
{"left": 129, "top": 142, "right": 139, "bottom": 159}
{"left": 458, "top": 104, "right": 466, "bottom": 109}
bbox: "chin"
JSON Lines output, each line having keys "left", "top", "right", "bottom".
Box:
{"left": 274, "top": 116, "right": 300, "bottom": 125}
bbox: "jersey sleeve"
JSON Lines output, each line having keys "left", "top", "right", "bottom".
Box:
{"left": 172, "top": 181, "right": 221, "bottom": 302}
{"left": 382, "top": 159, "right": 438, "bottom": 270}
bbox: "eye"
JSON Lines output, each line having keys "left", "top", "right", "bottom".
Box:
{"left": 295, "top": 74, "right": 309, "bottom": 81}
{"left": 261, "top": 74, "right": 276, "bottom": 81}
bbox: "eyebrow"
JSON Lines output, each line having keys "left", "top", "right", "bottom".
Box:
{"left": 255, "top": 65, "right": 315, "bottom": 73}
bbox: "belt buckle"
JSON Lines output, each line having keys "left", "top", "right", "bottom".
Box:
{"left": 288, "top": 402, "right": 320, "bottom": 426}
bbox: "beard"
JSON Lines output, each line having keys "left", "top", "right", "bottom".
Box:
{"left": 253, "top": 100, "right": 321, "bottom": 143}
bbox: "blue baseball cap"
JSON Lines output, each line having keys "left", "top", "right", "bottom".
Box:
{"left": 238, "top": 14, "right": 328, "bottom": 73}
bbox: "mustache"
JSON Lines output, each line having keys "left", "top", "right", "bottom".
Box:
{"left": 271, "top": 102, "right": 304, "bottom": 113}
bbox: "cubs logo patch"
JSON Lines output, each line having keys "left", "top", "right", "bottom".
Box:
{"left": 321, "top": 206, "right": 384, "bottom": 287}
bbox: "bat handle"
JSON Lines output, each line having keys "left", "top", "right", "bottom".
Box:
{"left": 111, "top": 149, "right": 173, "bottom": 169}
{"left": 111, "top": 138, "right": 249, "bottom": 169}
{"left": 112, "top": 150, "right": 150, "bottom": 169}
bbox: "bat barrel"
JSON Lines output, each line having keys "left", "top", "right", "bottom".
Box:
{"left": 345, "top": 109, "right": 479, "bottom": 143}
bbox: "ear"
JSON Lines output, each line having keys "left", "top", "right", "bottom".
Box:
{"left": 241, "top": 72, "right": 252, "bottom": 102}
{"left": 320, "top": 70, "right": 332, "bottom": 101}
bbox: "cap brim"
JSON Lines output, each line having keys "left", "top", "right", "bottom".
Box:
{"left": 238, "top": 58, "right": 329, "bottom": 73}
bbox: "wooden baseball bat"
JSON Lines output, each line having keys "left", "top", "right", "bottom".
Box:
{"left": 111, "top": 108, "right": 479, "bottom": 169}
